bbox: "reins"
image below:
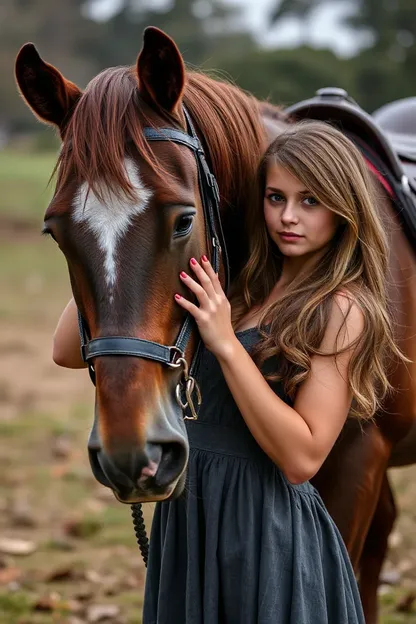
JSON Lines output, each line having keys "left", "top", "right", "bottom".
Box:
{"left": 77, "top": 106, "right": 229, "bottom": 566}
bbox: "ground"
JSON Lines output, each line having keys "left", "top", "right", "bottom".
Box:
{"left": 0, "top": 148, "right": 416, "bottom": 623}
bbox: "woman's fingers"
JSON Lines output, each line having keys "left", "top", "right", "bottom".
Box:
{"left": 179, "top": 270, "right": 210, "bottom": 306}
{"left": 200, "top": 255, "right": 223, "bottom": 295}
{"left": 177, "top": 256, "right": 225, "bottom": 315}
{"left": 188, "top": 257, "right": 217, "bottom": 298}
{"left": 174, "top": 293, "right": 201, "bottom": 319}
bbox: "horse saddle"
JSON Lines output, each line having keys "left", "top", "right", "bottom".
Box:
{"left": 373, "top": 97, "right": 416, "bottom": 191}
{"left": 285, "top": 88, "right": 416, "bottom": 251}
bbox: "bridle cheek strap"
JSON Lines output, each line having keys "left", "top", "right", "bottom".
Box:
{"left": 77, "top": 105, "right": 229, "bottom": 420}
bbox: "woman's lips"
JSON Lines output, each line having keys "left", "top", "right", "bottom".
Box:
{"left": 278, "top": 232, "right": 304, "bottom": 241}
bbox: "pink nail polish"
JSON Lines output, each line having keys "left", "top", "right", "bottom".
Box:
{"left": 202, "top": 255, "right": 208, "bottom": 262}
{"left": 190, "top": 258, "right": 197, "bottom": 266}
{"left": 175, "top": 293, "right": 181, "bottom": 300}
{"left": 180, "top": 271, "right": 187, "bottom": 278}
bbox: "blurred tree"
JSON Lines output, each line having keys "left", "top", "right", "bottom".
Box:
{"left": 271, "top": 0, "right": 415, "bottom": 57}
{"left": 2, "top": 0, "right": 254, "bottom": 135}
{"left": 270, "top": 0, "right": 416, "bottom": 110}
{"left": 0, "top": 0, "right": 102, "bottom": 133}
{"left": 214, "top": 45, "right": 354, "bottom": 108}
{"left": 4, "top": 0, "right": 415, "bottom": 139}
{"left": 271, "top": 0, "right": 323, "bottom": 23}
{"left": 88, "top": 0, "right": 254, "bottom": 68}
{"left": 341, "top": 0, "right": 416, "bottom": 109}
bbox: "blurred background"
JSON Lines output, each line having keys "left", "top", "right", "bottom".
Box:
{"left": 1, "top": 0, "right": 416, "bottom": 622}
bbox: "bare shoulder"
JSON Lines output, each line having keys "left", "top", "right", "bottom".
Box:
{"left": 320, "top": 290, "right": 365, "bottom": 354}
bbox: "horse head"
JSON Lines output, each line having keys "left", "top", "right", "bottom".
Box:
{"left": 15, "top": 27, "right": 225, "bottom": 503}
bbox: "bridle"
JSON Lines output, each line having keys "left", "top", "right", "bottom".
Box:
{"left": 76, "top": 106, "right": 230, "bottom": 565}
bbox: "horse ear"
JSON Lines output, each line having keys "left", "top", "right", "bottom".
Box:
{"left": 15, "top": 43, "right": 82, "bottom": 133}
{"left": 137, "top": 27, "right": 185, "bottom": 114}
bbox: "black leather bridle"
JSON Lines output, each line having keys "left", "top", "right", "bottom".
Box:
{"left": 76, "top": 107, "right": 230, "bottom": 566}
{"left": 77, "top": 106, "right": 229, "bottom": 417}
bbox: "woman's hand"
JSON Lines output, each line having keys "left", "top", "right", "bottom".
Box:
{"left": 174, "top": 256, "right": 237, "bottom": 359}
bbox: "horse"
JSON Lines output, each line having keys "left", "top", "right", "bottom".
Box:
{"left": 15, "top": 27, "right": 416, "bottom": 623}
{"left": 285, "top": 90, "right": 416, "bottom": 623}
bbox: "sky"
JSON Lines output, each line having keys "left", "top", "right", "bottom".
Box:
{"left": 88, "top": 0, "right": 371, "bottom": 58}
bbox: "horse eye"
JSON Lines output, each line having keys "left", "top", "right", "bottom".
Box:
{"left": 173, "top": 214, "right": 194, "bottom": 238}
{"left": 41, "top": 226, "right": 56, "bottom": 242}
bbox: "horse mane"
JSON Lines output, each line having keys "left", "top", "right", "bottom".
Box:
{"left": 183, "top": 72, "right": 268, "bottom": 208}
{"left": 56, "top": 65, "right": 286, "bottom": 210}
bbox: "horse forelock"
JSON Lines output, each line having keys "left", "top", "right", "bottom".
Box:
{"left": 54, "top": 65, "right": 278, "bottom": 213}
{"left": 56, "top": 66, "right": 160, "bottom": 204}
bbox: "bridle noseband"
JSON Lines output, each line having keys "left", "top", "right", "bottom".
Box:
{"left": 77, "top": 106, "right": 229, "bottom": 419}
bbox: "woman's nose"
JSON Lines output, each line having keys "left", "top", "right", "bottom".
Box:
{"left": 281, "top": 201, "right": 299, "bottom": 224}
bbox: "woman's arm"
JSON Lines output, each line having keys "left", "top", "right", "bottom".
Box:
{"left": 175, "top": 258, "right": 364, "bottom": 484}
{"left": 217, "top": 294, "right": 364, "bottom": 484}
{"left": 53, "top": 298, "right": 87, "bottom": 369}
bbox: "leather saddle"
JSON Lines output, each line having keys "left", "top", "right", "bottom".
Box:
{"left": 373, "top": 96, "right": 416, "bottom": 191}
{"left": 285, "top": 88, "right": 416, "bottom": 251}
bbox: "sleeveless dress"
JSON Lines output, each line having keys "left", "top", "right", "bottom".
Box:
{"left": 143, "top": 327, "right": 365, "bottom": 624}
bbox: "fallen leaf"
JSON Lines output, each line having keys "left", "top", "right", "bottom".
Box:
{"left": 43, "top": 564, "right": 81, "bottom": 583}
{"left": 0, "top": 537, "right": 37, "bottom": 556}
{"left": 33, "top": 592, "right": 61, "bottom": 611}
{"left": 64, "top": 517, "right": 103, "bottom": 539}
{"left": 74, "top": 587, "right": 95, "bottom": 602}
{"left": 10, "top": 498, "right": 37, "bottom": 528}
{"left": 85, "top": 570, "right": 103, "bottom": 584}
{"left": 0, "top": 566, "right": 22, "bottom": 585}
{"left": 87, "top": 604, "right": 120, "bottom": 622}
{"left": 33, "top": 593, "right": 83, "bottom": 614}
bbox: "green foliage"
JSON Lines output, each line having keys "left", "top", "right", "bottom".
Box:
{"left": 0, "top": 592, "right": 32, "bottom": 619}
{"left": 271, "top": 0, "right": 323, "bottom": 23}
{"left": 2, "top": 0, "right": 415, "bottom": 137}
{"left": 213, "top": 45, "right": 354, "bottom": 107}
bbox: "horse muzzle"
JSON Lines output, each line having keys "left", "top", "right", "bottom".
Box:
{"left": 88, "top": 402, "right": 189, "bottom": 503}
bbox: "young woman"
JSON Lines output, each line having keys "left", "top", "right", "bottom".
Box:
{"left": 53, "top": 120, "right": 401, "bottom": 622}
{"left": 142, "top": 121, "right": 403, "bottom": 624}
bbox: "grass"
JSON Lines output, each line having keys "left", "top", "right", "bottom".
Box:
{"left": 0, "top": 149, "right": 57, "bottom": 222}
{"left": 0, "top": 237, "right": 70, "bottom": 321}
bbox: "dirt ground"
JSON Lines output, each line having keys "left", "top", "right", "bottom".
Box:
{"left": 0, "top": 233, "right": 152, "bottom": 623}
{"left": 1, "top": 234, "right": 416, "bottom": 623}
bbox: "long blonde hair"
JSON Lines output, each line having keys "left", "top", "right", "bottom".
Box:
{"left": 231, "top": 120, "right": 405, "bottom": 419}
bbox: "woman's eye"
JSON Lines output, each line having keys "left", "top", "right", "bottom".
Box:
{"left": 267, "top": 193, "right": 284, "bottom": 203}
{"left": 303, "top": 196, "right": 319, "bottom": 206}
{"left": 173, "top": 214, "right": 194, "bottom": 238}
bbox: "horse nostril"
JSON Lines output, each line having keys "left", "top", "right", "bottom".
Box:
{"left": 138, "top": 460, "right": 159, "bottom": 485}
{"left": 154, "top": 441, "right": 188, "bottom": 488}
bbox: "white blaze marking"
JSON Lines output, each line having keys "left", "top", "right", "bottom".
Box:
{"left": 72, "top": 158, "right": 152, "bottom": 293}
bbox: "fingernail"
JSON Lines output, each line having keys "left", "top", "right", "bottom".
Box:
{"left": 180, "top": 271, "right": 187, "bottom": 278}
{"left": 175, "top": 293, "right": 181, "bottom": 300}
{"left": 190, "top": 258, "right": 197, "bottom": 266}
{"left": 202, "top": 255, "right": 208, "bottom": 262}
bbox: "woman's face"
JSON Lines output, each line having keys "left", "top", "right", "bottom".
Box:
{"left": 263, "top": 163, "right": 340, "bottom": 259}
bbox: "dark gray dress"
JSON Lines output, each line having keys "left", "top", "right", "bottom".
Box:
{"left": 143, "top": 327, "right": 365, "bottom": 624}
